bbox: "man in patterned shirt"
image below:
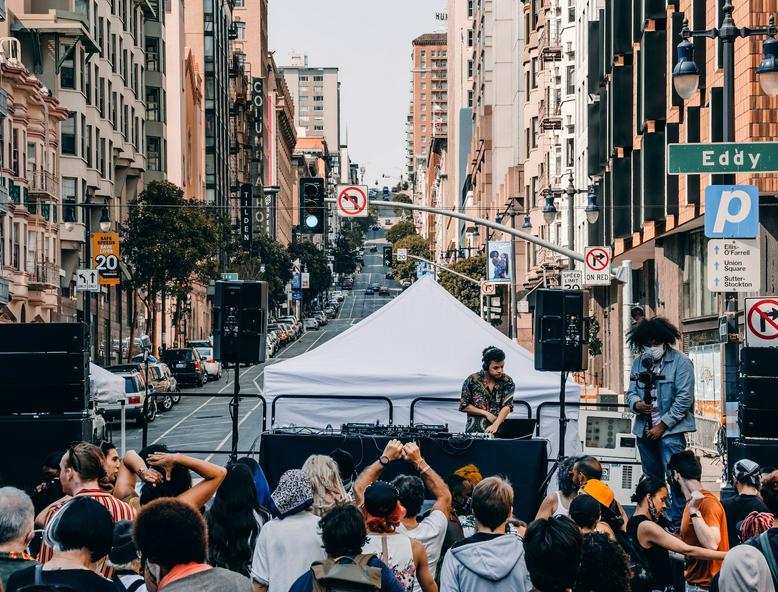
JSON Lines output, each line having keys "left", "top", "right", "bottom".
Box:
{"left": 459, "top": 346, "right": 515, "bottom": 434}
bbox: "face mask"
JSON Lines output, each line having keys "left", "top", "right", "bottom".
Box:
{"left": 643, "top": 345, "right": 665, "bottom": 361}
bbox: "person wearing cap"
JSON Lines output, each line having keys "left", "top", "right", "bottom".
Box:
{"left": 355, "top": 461, "right": 436, "bottom": 592}
{"left": 581, "top": 477, "right": 628, "bottom": 532}
{"left": 107, "top": 520, "right": 146, "bottom": 592}
{"left": 722, "top": 459, "right": 770, "bottom": 547}
{"left": 250, "top": 469, "right": 325, "bottom": 592}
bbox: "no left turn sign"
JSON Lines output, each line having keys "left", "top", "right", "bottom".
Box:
{"left": 337, "top": 185, "right": 369, "bottom": 217}
{"left": 745, "top": 297, "right": 778, "bottom": 347}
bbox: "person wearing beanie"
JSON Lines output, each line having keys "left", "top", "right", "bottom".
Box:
{"left": 250, "top": 469, "right": 325, "bottom": 592}
{"left": 722, "top": 459, "right": 770, "bottom": 547}
{"left": 717, "top": 545, "right": 775, "bottom": 592}
{"left": 107, "top": 520, "right": 146, "bottom": 592}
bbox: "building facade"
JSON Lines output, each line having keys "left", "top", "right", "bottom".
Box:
{"left": 586, "top": 0, "right": 778, "bottom": 442}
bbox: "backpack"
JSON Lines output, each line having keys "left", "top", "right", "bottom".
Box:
{"left": 758, "top": 531, "right": 778, "bottom": 586}
{"left": 614, "top": 528, "right": 654, "bottom": 592}
{"left": 310, "top": 554, "right": 382, "bottom": 592}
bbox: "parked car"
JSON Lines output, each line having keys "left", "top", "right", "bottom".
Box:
{"left": 365, "top": 287, "right": 374, "bottom": 295}
{"left": 279, "top": 322, "right": 296, "bottom": 341}
{"left": 324, "top": 306, "right": 337, "bottom": 318}
{"left": 332, "top": 291, "right": 345, "bottom": 302}
{"left": 278, "top": 316, "right": 302, "bottom": 338}
{"left": 144, "top": 364, "right": 175, "bottom": 412}
{"left": 101, "top": 370, "right": 157, "bottom": 427}
{"left": 161, "top": 347, "right": 207, "bottom": 386}
{"left": 379, "top": 286, "right": 390, "bottom": 296}
{"left": 370, "top": 282, "right": 381, "bottom": 291}
{"left": 267, "top": 324, "right": 289, "bottom": 344}
{"left": 370, "top": 246, "right": 378, "bottom": 253}
{"left": 401, "top": 279, "right": 412, "bottom": 291}
{"left": 187, "top": 339, "right": 212, "bottom": 349}
{"left": 159, "top": 363, "right": 180, "bottom": 404}
{"left": 305, "top": 318, "right": 320, "bottom": 331}
{"left": 195, "top": 347, "right": 222, "bottom": 379}
{"left": 314, "top": 312, "right": 328, "bottom": 326}
{"left": 386, "top": 272, "right": 394, "bottom": 280}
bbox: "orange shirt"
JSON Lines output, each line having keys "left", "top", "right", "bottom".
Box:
{"left": 680, "top": 489, "right": 729, "bottom": 588}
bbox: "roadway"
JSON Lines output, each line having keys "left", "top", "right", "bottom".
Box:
{"left": 121, "top": 228, "right": 400, "bottom": 463}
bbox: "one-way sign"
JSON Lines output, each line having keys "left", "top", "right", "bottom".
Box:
{"left": 75, "top": 269, "right": 100, "bottom": 292}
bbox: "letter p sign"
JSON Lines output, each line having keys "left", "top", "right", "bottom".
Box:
{"left": 704, "top": 185, "right": 760, "bottom": 239}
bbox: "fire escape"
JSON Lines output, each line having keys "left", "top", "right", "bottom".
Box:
{"left": 228, "top": 21, "right": 252, "bottom": 230}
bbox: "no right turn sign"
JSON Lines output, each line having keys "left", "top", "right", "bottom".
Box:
{"left": 745, "top": 297, "right": 778, "bottom": 347}
{"left": 583, "top": 246, "right": 611, "bottom": 286}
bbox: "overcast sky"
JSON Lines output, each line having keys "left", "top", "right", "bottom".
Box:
{"left": 269, "top": 0, "right": 446, "bottom": 187}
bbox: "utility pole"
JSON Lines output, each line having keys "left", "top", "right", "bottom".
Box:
{"left": 508, "top": 200, "right": 518, "bottom": 341}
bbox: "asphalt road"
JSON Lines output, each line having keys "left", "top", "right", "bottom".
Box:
{"left": 120, "top": 228, "right": 400, "bottom": 464}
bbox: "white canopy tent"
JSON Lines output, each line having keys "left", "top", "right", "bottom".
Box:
{"left": 89, "top": 362, "right": 125, "bottom": 404}
{"left": 264, "top": 276, "right": 581, "bottom": 460}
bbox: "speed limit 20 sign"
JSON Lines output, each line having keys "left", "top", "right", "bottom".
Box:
{"left": 92, "top": 232, "right": 121, "bottom": 286}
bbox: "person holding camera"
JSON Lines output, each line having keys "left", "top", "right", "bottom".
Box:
{"left": 626, "top": 318, "right": 695, "bottom": 531}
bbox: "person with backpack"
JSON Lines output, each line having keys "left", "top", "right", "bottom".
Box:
{"left": 289, "top": 505, "right": 405, "bottom": 592}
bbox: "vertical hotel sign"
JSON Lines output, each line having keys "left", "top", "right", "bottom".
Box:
{"left": 264, "top": 91, "right": 276, "bottom": 237}
{"left": 251, "top": 77, "right": 270, "bottom": 237}
{"left": 240, "top": 184, "right": 252, "bottom": 252}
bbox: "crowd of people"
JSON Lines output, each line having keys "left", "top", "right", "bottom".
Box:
{"left": 0, "top": 437, "right": 776, "bottom": 592}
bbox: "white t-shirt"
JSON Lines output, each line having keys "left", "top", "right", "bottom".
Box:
{"left": 397, "top": 509, "right": 448, "bottom": 591}
{"left": 250, "top": 511, "right": 325, "bottom": 592}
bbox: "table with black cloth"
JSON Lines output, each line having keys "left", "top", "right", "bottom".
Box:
{"left": 259, "top": 432, "right": 547, "bottom": 522}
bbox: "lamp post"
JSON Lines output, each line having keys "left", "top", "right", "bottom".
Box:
{"left": 507, "top": 199, "right": 519, "bottom": 341}
{"left": 671, "top": 4, "right": 778, "bottom": 481}
{"left": 64, "top": 195, "right": 111, "bottom": 361}
{"left": 543, "top": 177, "right": 599, "bottom": 270}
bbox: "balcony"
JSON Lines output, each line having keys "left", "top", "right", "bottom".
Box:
{"left": 0, "top": 183, "right": 9, "bottom": 213}
{"left": 27, "top": 167, "right": 59, "bottom": 199}
{"left": 0, "top": 276, "right": 8, "bottom": 305}
{"left": 538, "top": 22, "right": 561, "bottom": 62}
{"left": 539, "top": 96, "right": 562, "bottom": 131}
{"left": 29, "top": 261, "right": 60, "bottom": 290}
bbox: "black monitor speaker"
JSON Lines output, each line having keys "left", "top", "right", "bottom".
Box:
{"left": 213, "top": 281, "right": 268, "bottom": 365}
{"left": 534, "top": 289, "right": 586, "bottom": 372}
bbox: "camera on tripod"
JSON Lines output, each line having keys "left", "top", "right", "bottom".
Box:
{"left": 630, "top": 357, "right": 665, "bottom": 426}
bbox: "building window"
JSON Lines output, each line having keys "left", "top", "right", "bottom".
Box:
{"left": 313, "top": 106, "right": 324, "bottom": 111}
{"left": 84, "top": 62, "right": 92, "bottom": 105}
{"left": 300, "top": 105, "right": 309, "bottom": 112}
{"left": 467, "top": 0, "right": 473, "bottom": 18}
{"left": 565, "top": 138, "right": 574, "bottom": 168}
{"left": 235, "top": 21, "right": 245, "bottom": 39}
{"left": 145, "top": 36, "right": 159, "bottom": 71}
{"left": 566, "top": 65, "right": 575, "bottom": 95}
{"left": 61, "top": 113, "right": 77, "bottom": 155}
{"left": 467, "top": 60, "right": 473, "bottom": 79}
{"left": 468, "top": 29, "right": 473, "bottom": 47}
{"left": 147, "top": 136, "right": 161, "bottom": 171}
{"left": 313, "top": 74, "right": 323, "bottom": 81}
{"left": 531, "top": 117, "right": 538, "bottom": 148}
{"left": 84, "top": 123, "right": 92, "bottom": 167}
{"left": 313, "top": 95, "right": 324, "bottom": 101}
{"left": 467, "top": 89, "right": 473, "bottom": 107}
{"left": 60, "top": 43, "right": 76, "bottom": 89}
{"left": 682, "top": 231, "right": 717, "bottom": 318}
{"left": 298, "top": 95, "right": 308, "bottom": 102}
{"left": 62, "top": 177, "right": 78, "bottom": 223}
{"left": 146, "top": 88, "right": 160, "bottom": 121}
{"left": 421, "top": 125, "right": 427, "bottom": 132}
{"left": 299, "top": 75, "right": 308, "bottom": 81}
{"left": 233, "top": 0, "right": 243, "bottom": 6}
{"left": 531, "top": 58, "right": 538, "bottom": 88}
{"left": 314, "top": 125, "right": 324, "bottom": 131}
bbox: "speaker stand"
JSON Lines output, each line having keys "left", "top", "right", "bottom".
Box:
{"left": 538, "top": 369, "right": 571, "bottom": 494}
{"left": 230, "top": 362, "right": 241, "bottom": 463}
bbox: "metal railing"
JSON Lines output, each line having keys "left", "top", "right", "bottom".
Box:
{"left": 409, "top": 396, "right": 533, "bottom": 425}
{"left": 27, "top": 167, "right": 59, "bottom": 197}
{"left": 32, "top": 262, "right": 60, "bottom": 287}
{"left": 271, "top": 394, "right": 395, "bottom": 427}
{"left": 538, "top": 20, "right": 561, "bottom": 61}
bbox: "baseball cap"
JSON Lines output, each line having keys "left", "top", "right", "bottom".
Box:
{"left": 733, "top": 459, "right": 761, "bottom": 487}
{"left": 583, "top": 479, "right": 615, "bottom": 508}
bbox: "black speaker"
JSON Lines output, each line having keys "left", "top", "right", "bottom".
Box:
{"left": 213, "top": 281, "right": 268, "bottom": 365}
{"left": 0, "top": 322, "right": 88, "bottom": 353}
{"left": 0, "top": 382, "right": 90, "bottom": 415}
{"left": 0, "top": 413, "right": 94, "bottom": 490}
{"left": 0, "top": 352, "right": 89, "bottom": 385}
{"left": 739, "top": 405, "right": 778, "bottom": 439}
{"left": 534, "top": 289, "right": 586, "bottom": 372}
{"left": 740, "top": 347, "right": 778, "bottom": 377}
{"left": 739, "top": 377, "right": 778, "bottom": 409}
{"left": 729, "top": 438, "right": 778, "bottom": 471}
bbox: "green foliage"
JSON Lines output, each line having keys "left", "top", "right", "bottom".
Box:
{"left": 332, "top": 232, "right": 357, "bottom": 275}
{"left": 392, "top": 234, "right": 431, "bottom": 280}
{"left": 391, "top": 193, "right": 413, "bottom": 217}
{"left": 386, "top": 220, "right": 417, "bottom": 244}
{"left": 120, "top": 180, "right": 219, "bottom": 347}
{"left": 588, "top": 318, "right": 602, "bottom": 356}
{"left": 287, "top": 241, "right": 332, "bottom": 304}
{"left": 439, "top": 256, "right": 486, "bottom": 313}
{"left": 226, "top": 234, "right": 292, "bottom": 309}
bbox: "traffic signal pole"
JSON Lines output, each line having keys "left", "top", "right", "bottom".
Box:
{"left": 407, "top": 255, "right": 481, "bottom": 285}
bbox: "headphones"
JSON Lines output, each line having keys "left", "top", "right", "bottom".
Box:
{"left": 482, "top": 346, "right": 499, "bottom": 371}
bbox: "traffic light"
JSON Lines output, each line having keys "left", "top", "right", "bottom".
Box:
{"left": 300, "top": 177, "right": 325, "bottom": 234}
{"left": 383, "top": 246, "right": 393, "bottom": 267}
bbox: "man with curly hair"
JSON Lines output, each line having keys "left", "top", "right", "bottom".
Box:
{"left": 574, "top": 533, "right": 630, "bottom": 592}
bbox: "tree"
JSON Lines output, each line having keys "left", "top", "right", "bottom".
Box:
{"left": 287, "top": 241, "right": 332, "bottom": 305}
{"left": 121, "top": 181, "right": 219, "bottom": 354}
{"left": 226, "top": 234, "right": 292, "bottom": 310}
{"left": 392, "top": 234, "right": 431, "bottom": 280}
{"left": 386, "top": 220, "right": 417, "bottom": 244}
{"left": 332, "top": 232, "right": 357, "bottom": 275}
{"left": 391, "top": 193, "right": 413, "bottom": 217}
{"left": 439, "top": 256, "right": 486, "bottom": 313}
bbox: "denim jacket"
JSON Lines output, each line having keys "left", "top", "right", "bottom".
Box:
{"left": 626, "top": 347, "right": 696, "bottom": 437}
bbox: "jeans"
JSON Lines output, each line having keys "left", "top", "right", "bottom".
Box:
{"left": 636, "top": 432, "right": 687, "bottom": 529}
{"left": 685, "top": 584, "right": 707, "bottom": 592}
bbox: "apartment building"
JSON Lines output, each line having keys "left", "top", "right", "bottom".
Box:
{"left": 143, "top": 0, "right": 166, "bottom": 184}
{"left": 586, "top": 0, "right": 778, "bottom": 440}
{"left": 9, "top": 0, "right": 147, "bottom": 362}
{"left": 0, "top": 38, "right": 67, "bottom": 323}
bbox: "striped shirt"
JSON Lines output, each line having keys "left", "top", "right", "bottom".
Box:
{"left": 37, "top": 488, "right": 136, "bottom": 577}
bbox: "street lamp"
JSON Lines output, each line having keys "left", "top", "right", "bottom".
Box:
{"left": 542, "top": 191, "right": 558, "bottom": 225}
{"left": 522, "top": 213, "right": 532, "bottom": 229}
{"left": 671, "top": 37, "right": 701, "bottom": 100}
{"left": 757, "top": 30, "right": 778, "bottom": 96}
{"left": 99, "top": 204, "right": 111, "bottom": 232}
{"left": 585, "top": 188, "right": 601, "bottom": 225}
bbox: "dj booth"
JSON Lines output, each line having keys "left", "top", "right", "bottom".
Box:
{"left": 259, "top": 431, "right": 548, "bottom": 522}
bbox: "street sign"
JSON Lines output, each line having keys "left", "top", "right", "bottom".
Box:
{"left": 397, "top": 248, "right": 408, "bottom": 262}
{"left": 745, "top": 297, "right": 778, "bottom": 347}
{"left": 561, "top": 270, "right": 583, "bottom": 290}
{"left": 668, "top": 142, "right": 778, "bottom": 174}
{"left": 336, "top": 185, "right": 369, "bottom": 217}
{"left": 75, "top": 269, "right": 99, "bottom": 292}
{"left": 285, "top": 282, "right": 292, "bottom": 294}
{"left": 583, "top": 246, "right": 611, "bottom": 286}
{"left": 706, "top": 238, "right": 761, "bottom": 292}
{"left": 91, "top": 232, "right": 121, "bottom": 285}
{"left": 292, "top": 272, "right": 301, "bottom": 290}
{"left": 480, "top": 281, "right": 496, "bottom": 295}
{"left": 704, "top": 185, "right": 759, "bottom": 239}
{"left": 292, "top": 290, "right": 303, "bottom": 302}
{"left": 221, "top": 272, "right": 239, "bottom": 281}
{"left": 301, "top": 272, "right": 310, "bottom": 289}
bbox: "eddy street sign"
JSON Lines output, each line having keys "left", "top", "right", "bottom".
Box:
{"left": 668, "top": 142, "right": 778, "bottom": 174}
{"left": 706, "top": 238, "right": 761, "bottom": 293}
{"left": 704, "top": 185, "right": 759, "bottom": 239}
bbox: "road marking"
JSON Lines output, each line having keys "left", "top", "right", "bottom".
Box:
{"left": 204, "top": 398, "right": 264, "bottom": 462}
{"left": 304, "top": 330, "right": 328, "bottom": 352}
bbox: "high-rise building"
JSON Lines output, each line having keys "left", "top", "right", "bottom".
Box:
{"left": 143, "top": 0, "right": 167, "bottom": 184}
{"left": 8, "top": 0, "right": 148, "bottom": 362}
{"left": 281, "top": 55, "right": 340, "bottom": 160}
{"left": 409, "top": 34, "right": 447, "bottom": 178}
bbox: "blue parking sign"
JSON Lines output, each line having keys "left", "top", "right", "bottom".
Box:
{"left": 704, "top": 185, "right": 760, "bottom": 238}
{"left": 292, "top": 290, "right": 302, "bottom": 302}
